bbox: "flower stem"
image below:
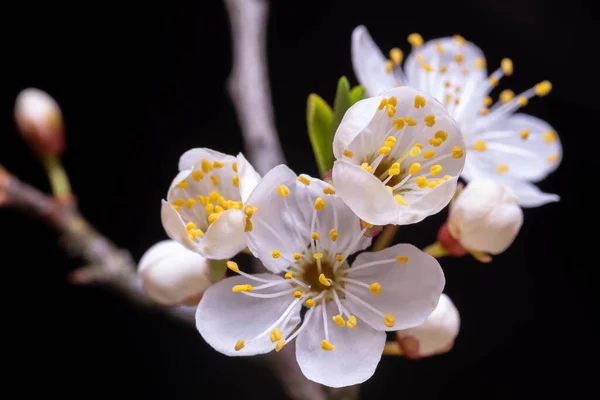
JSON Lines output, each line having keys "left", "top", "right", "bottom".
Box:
{"left": 383, "top": 341, "right": 403, "bottom": 356}
{"left": 42, "top": 155, "right": 72, "bottom": 199}
{"left": 372, "top": 225, "right": 398, "bottom": 251}
{"left": 423, "top": 241, "right": 449, "bottom": 258}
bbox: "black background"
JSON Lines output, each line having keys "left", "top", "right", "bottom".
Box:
{"left": 2, "top": 0, "right": 592, "bottom": 398}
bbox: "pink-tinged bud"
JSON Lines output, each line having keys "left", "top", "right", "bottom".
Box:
{"left": 437, "top": 222, "right": 468, "bottom": 256}
{"left": 0, "top": 165, "right": 12, "bottom": 206}
{"left": 138, "top": 240, "right": 214, "bottom": 306}
{"left": 323, "top": 168, "right": 333, "bottom": 183}
{"left": 14, "top": 88, "right": 65, "bottom": 157}
{"left": 396, "top": 293, "right": 460, "bottom": 359}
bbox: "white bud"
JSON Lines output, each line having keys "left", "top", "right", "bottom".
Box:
{"left": 138, "top": 240, "right": 212, "bottom": 306}
{"left": 449, "top": 180, "right": 523, "bottom": 254}
{"left": 396, "top": 293, "right": 460, "bottom": 359}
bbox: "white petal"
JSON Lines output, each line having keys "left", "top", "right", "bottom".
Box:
{"left": 161, "top": 199, "right": 195, "bottom": 249}
{"left": 236, "top": 153, "right": 261, "bottom": 202}
{"left": 138, "top": 240, "right": 211, "bottom": 305}
{"left": 196, "top": 274, "right": 301, "bottom": 356}
{"left": 201, "top": 209, "right": 247, "bottom": 259}
{"left": 178, "top": 147, "right": 234, "bottom": 171}
{"left": 332, "top": 96, "right": 382, "bottom": 160}
{"left": 462, "top": 202, "right": 523, "bottom": 254}
{"left": 296, "top": 301, "right": 385, "bottom": 388}
{"left": 396, "top": 293, "right": 460, "bottom": 358}
{"left": 345, "top": 243, "right": 445, "bottom": 331}
{"left": 472, "top": 113, "right": 562, "bottom": 182}
{"left": 351, "top": 25, "right": 400, "bottom": 97}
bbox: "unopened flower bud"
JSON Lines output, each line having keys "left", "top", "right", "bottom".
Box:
{"left": 14, "top": 88, "right": 65, "bottom": 157}
{"left": 447, "top": 180, "right": 523, "bottom": 255}
{"left": 396, "top": 293, "right": 459, "bottom": 359}
{"left": 138, "top": 240, "right": 214, "bottom": 306}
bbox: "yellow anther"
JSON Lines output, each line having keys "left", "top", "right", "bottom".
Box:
{"left": 275, "top": 340, "right": 286, "bottom": 352}
{"left": 311, "top": 232, "right": 319, "bottom": 240}
{"left": 277, "top": 184, "right": 290, "bottom": 198}
{"left": 293, "top": 253, "right": 302, "bottom": 261}
{"left": 314, "top": 197, "right": 326, "bottom": 210}
{"left": 434, "top": 130, "right": 448, "bottom": 141}
{"left": 547, "top": 153, "right": 559, "bottom": 163}
{"left": 244, "top": 218, "right": 253, "bottom": 232}
{"left": 409, "top": 146, "right": 422, "bottom": 157}
{"left": 394, "top": 195, "right": 408, "bottom": 206}
{"left": 389, "top": 96, "right": 398, "bottom": 105}
{"left": 462, "top": 67, "right": 470, "bottom": 76}
{"left": 347, "top": 315, "right": 357, "bottom": 329}
{"left": 323, "top": 187, "right": 336, "bottom": 195}
{"left": 386, "top": 106, "right": 396, "bottom": 117}
{"left": 501, "top": 58, "right": 513, "bottom": 76}
{"left": 422, "top": 114, "right": 436, "bottom": 128}
{"left": 294, "top": 290, "right": 303, "bottom": 299}
{"left": 305, "top": 299, "right": 314, "bottom": 308}
{"left": 414, "top": 95, "right": 426, "bottom": 109}
{"left": 318, "top": 273, "right": 331, "bottom": 287}
{"left": 435, "top": 41, "right": 444, "bottom": 54}
{"left": 500, "top": 89, "right": 515, "bottom": 103}
{"left": 423, "top": 150, "right": 435, "bottom": 159}
{"left": 454, "top": 98, "right": 460, "bottom": 105}
{"left": 428, "top": 180, "right": 440, "bottom": 189}
{"left": 213, "top": 160, "right": 225, "bottom": 168}
{"left": 378, "top": 98, "right": 388, "bottom": 110}
{"left": 430, "top": 164, "right": 443, "bottom": 177}
{"left": 208, "top": 213, "right": 220, "bottom": 225}
{"left": 484, "top": 96, "right": 493, "bottom": 106}
{"left": 443, "top": 175, "right": 452, "bottom": 181}
{"left": 454, "top": 53, "right": 464, "bottom": 64}
{"left": 520, "top": 129, "right": 530, "bottom": 140}
{"left": 234, "top": 340, "right": 245, "bottom": 351}
{"left": 495, "top": 164, "right": 509, "bottom": 173}
{"left": 416, "top": 176, "right": 429, "bottom": 189}
{"left": 201, "top": 159, "right": 213, "bottom": 173}
{"left": 396, "top": 255, "right": 409, "bottom": 263}
{"left": 329, "top": 229, "right": 338, "bottom": 241}
{"left": 321, "top": 340, "right": 335, "bottom": 351}
{"left": 388, "top": 162, "right": 400, "bottom": 176}
{"left": 385, "top": 135, "right": 397, "bottom": 145}
{"left": 313, "top": 253, "right": 323, "bottom": 260}
{"left": 244, "top": 205, "right": 256, "bottom": 217}
{"left": 333, "top": 315, "right": 346, "bottom": 327}
{"left": 285, "top": 272, "right": 293, "bottom": 279}
{"left": 517, "top": 96, "right": 528, "bottom": 106}
{"left": 196, "top": 196, "right": 207, "bottom": 205}
{"left": 439, "top": 64, "right": 448, "bottom": 74}
{"left": 408, "top": 163, "right": 421, "bottom": 175}
{"left": 297, "top": 175, "right": 311, "bottom": 185}
{"left": 392, "top": 117, "right": 406, "bottom": 130}
{"left": 543, "top": 131, "right": 557, "bottom": 143}
{"left": 480, "top": 108, "right": 489, "bottom": 116}
{"left": 429, "top": 137, "right": 443, "bottom": 147}
{"left": 272, "top": 250, "right": 281, "bottom": 259}
{"left": 209, "top": 190, "right": 220, "bottom": 201}
{"left": 210, "top": 175, "right": 220, "bottom": 186}
{"left": 404, "top": 116, "right": 417, "bottom": 126}
{"left": 378, "top": 145, "right": 392, "bottom": 155}
{"left": 489, "top": 76, "right": 499, "bottom": 87}
{"left": 232, "top": 162, "right": 238, "bottom": 172}
{"left": 232, "top": 175, "right": 239, "bottom": 187}
{"left": 369, "top": 282, "right": 382, "bottom": 296}
{"left": 473, "top": 139, "right": 487, "bottom": 152}
{"left": 270, "top": 328, "right": 281, "bottom": 342}
{"left": 452, "top": 34, "right": 466, "bottom": 46}
{"left": 173, "top": 198, "right": 185, "bottom": 207}
{"left": 451, "top": 146, "right": 464, "bottom": 159}
{"left": 232, "top": 284, "right": 253, "bottom": 293}
{"left": 189, "top": 229, "right": 203, "bottom": 239}
{"left": 535, "top": 80, "right": 552, "bottom": 96}
{"left": 408, "top": 33, "right": 423, "bottom": 47}
{"left": 383, "top": 314, "right": 396, "bottom": 328}
{"left": 423, "top": 63, "right": 434, "bottom": 72}
{"left": 205, "top": 203, "right": 215, "bottom": 214}
{"left": 475, "top": 57, "right": 486, "bottom": 69}
{"left": 335, "top": 254, "right": 343, "bottom": 262}
{"left": 343, "top": 149, "right": 354, "bottom": 158}
{"left": 175, "top": 180, "right": 188, "bottom": 189}
{"left": 191, "top": 170, "right": 204, "bottom": 181}
{"left": 390, "top": 47, "right": 403, "bottom": 64}
{"left": 361, "top": 163, "right": 373, "bottom": 173}
{"left": 186, "top": 222, "right": 197, "bottom": 231}
{"left": 215, "top": 205, "right": 225, "bottom": 214}
{"left": 227, "top": 261, "right": 239, "bottom": 272}
{"left": 384, "top": 60, "right": 394, "bottom": 73}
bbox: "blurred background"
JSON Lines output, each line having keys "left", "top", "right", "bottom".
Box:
{"left": 2, "top": 0, "right": 592, "bottom": 398}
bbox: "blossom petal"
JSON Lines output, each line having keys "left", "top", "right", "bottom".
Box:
{"left": 196, "top": 274, "right": 301, "bottom": 356}
{"left": 460, "top": 202, "right": 523, "bottom": 254}
{"left": 351, "top": 25, "right": 400, "bottom": 97}
{"left": 202, "top": 209, "right": 247, "bottom": 259}
{"left": 332, "top": 96, "right": 382, "bottom": 160}
{"left": 161, "top": 199, "right": 195, "bottom": 249}
{"left": 345, "top": 243, "right": 445, "bottom": 331}
{"left": 296, "top": 301, "right": 385, "bottom": 388}
{"left": 237, "top": 153, "right": 261, "bottom": 202}
{"left": 472, "top": 113, "right": 562, "bottom": 182}
{"left": 178, "top": 147, "right": 234, "bottom": 171}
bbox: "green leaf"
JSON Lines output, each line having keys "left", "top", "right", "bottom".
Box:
{"left": 306, "top": 93, "right": 334, "bottom": 177}
{"left": 331, "top": 76, "right": 351, "bottom": 135}
{"left": 349, "top": 85, "right": 366, "bottom": 106}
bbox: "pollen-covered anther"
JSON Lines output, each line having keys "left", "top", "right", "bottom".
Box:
{"left": 208, "top": 213, "right": 219, "bottom": 225}
{"left": 314, "top": 197, "right": 326, "bottom": 210}
{"left": 480, "top": 108, "right": 489, "bottom": 116}
{"left": 318, "top": 273, "right": 331, "bottom": 287}
{"left": 416, "top": 176, "right": 429, "bottom": 189}
{"left": 244, "top": 205, "right": 256, "bottom": 218}
{"left": 454, "top": 53, "right": 464, "bottom": 64}
{"left": 369, "top": 282, "right": 382, "bottom": 296}
{"left": 343, "top": 149, "right": 354, "bottom": 158}
{"left": 409, "top": 163, "right": 421, "bottom": 175}
{"left": 329, "top": 229, "right": 338, "bottom": 241}
{"left": 293, "top": 290, "right": 303, "bottom": 299}
{"left": 484, "top": 96, "right": 492, "bottom": 106}
{"left": 392, "top": 117, "right": 406, "bottom": 130}
{"left": 270, "top": 328, "right": 281, "bottom": 343}
{"left": 332, "top": 315, "right": 346, "bottom": 327}
{"left": 451, "top": 146, "right": 464, "bottom": 159}
{"left": 390, "top": 47, "right": 403, "bottom": 64}
{"left": 275, "top": 340, "right": 286, "bottom": 352}
{"left": 408, "top": 33, "right": 424, "bottom": 47}
{"left": 424, "top": 114, "right": 435, "bottom": 127}
{"left": 272, "top": 250, "right": 281, "bottom": 259}
{"left": 500, "top": 89, "right": 515, "bottom": 103}
{"left": 277, "top": 184, "right": 290, "bottom": 198}
{"left": 384, "top": 135, "right": 396, "bottom": 146}
{"left": 388, "top": 162, "right": 401, "bottom": 176}
{"left": 232, "top": 175, "right": 239, "bottom": 187}
{"left": 428, "top": 180, "right": 440, "bottom": 189}
{"left": 346, "top": 315, "right": 357, "bottom": 329}
{"left": 443, "top": 175, "right": 452, "bottom": 181}
{"left": 311, "top": 232, "right": 319, "bottom": 240}
{"left": 361, "top": 163, "right": 373, "bottom": 173}
{"left": 404, "top": 116, "right": 417, "bottom": 126}
{"left": 191, "top": 171, "right": 204, "bottom": 181}
{"left": 423, "top": 150, "right": 435, "bottom": 159}
{"left": 384, "top": 60, "right": 393, "bottom": 73}
{"left": 547, "top": 153, "right": 559, "bottom": 163}
{"left": 234, "top": 340, "right": 245, "bottom": 351}
{"left": 473, "top": 140, "right": 487, "bottom": 152}
{"left": 321, "top": 340, "right": 336, "bottom": 351}
{"left": 414, "top": 95, "right": 426, "bottom": 109}
{"left": 429, "top": 137, "right": 443, "bottom": 147}
{"left": 501, "top": 58, "right": 513, "bottom": 76}
{"left": 452, "top": 34, "right": 466, "bottom": 46}
{"left": 232, "top": 162, "right": 238, "bottom": 172}
{"left": 495, "top": 164, "right": 509, "bottom": 173}
{"left": 383, "top": 314, "right": 396, "bottom": 328}
{"left": 519, "top": 129, "right": 530, "bottom": 140}
{"left": 176, "top": 180, "right": 188, "bottom": 189}
{"left": 227, "top": 261, "right": 239, "bottom": 273}
{"left": 517, "top": 96, "right": 528, "bottom": 106}
{"left": 378, "top": 145, "right": 392, "bottom": 155}
{"left": 396, "top": 255, "right": 409, "bottom": 263}
{"left": 323, "top": 187, "right": 336, "bottom": 195}
{"left": 394, "top": 195, "right": 407, "bottom": 206}
{"left": 475, "top": 57, "right": 486, "bottom": 69}
{"left": 335, "top": 254, "right": 343, "bottom": 262}
{"left": 232, "top": 284, "right": 253, "bottom": 293}
{"left": 488, "top": 76, "right": 499, "bottom": 87}
{"left": 297, "top": 175, "right": 311, "bottom": 186}
{"left": 439, "top": 64, "right": 448, "bottom": 74}
{"left": 305, "top": 298, "right": 315, "bottom": 308}
{"left": 293, "top": 253, "right": 302, "bottom": 261}
{"left": 409, "top": 146, "right": 422, "bottom": 157}
{"left": 543, "top": 131, "right": 557, "bottom": 143}
{"left": 430, "top": 164, "right": 443, "bottom": 177}
{"left": 423, "top": 63, "right": 434, "bottom": 72}
{"left": 535, "top": 80, "right": 552, "bottom": 96}
{"left": 285, "top": 272, "right": 293, "bottom": 279}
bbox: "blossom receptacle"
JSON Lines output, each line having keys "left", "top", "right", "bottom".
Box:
{"left": 14, "top": 88, "right": 65, "bottom": 157}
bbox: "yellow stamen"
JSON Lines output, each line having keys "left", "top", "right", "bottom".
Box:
{"left": 277, "top": 184, "right": 290, "bottom": 198}
{"left": 201, "top": 159, "right": 213, "bottom": 173}
{"left": 210, "top": 175, "right": 220, "bottom": 186}
{"left": 543, "top": 131, "right": 557, "bottom": 143}
{"left": 390, "top": 48, "right": 403, "bottom": 64}
{"left": 518, "top": 96, "right": 528, "bottom": 106}
{"left": 314, "top": 197, "right": 326, "bottom": 210}
{"left": 547, "top": 153, "right": 559, "bottom": 163}
{"left": 409, "top": 146, "right": 421, "bottom": 157}
{"left": 496, "top": 164, "right": 509, "bottom": 173}
{"left": 347, "top": 315, "right": 357, "bottom": 329}
{"left": 191, "top": 171, "right": 204, "bottom": 181}
{"left": 394, "top": 195, "right": 407, "bottom": 206}
{"left": 213, "top": 160, "right": 225, "bottom": 169}
{"left": 378, "top": 145, "right": 392, "bottom": 155}
{"left": 416, "top": 176, "right": 429, "bottom": 189}
{"left": 434, "top": 130, "right": 448, "bottom": 141}
{"left": 311, "top": 232, "right": 319, "bottom": 240}
{"left": 443, "top": 175, "right": 452, "bottom": 181}
{"left": 435, "top": 41, "right": 444, "bottom": 54}
{"left": 215, "top": 205, "right": 225, "bottom": 214}
{"left": 321, "top": 340, "right": 335, "bottom": 351}
{"left": 318, "top": 273, "right": 331, "bottom": 287}
{"left": 335, "top": 254, "right": 343, "bottom": 262}
{"left": 205, "top": 203, "right": 215, "bottom": 214}
{"left": 451, "top": 146, "right": 464, "bottom": 159}
{"left": 329, "top": 229, "right": 338, "bottom": 241}
{"left": 423, "top": 150, "right": 435, "bottom": 159}
{"left": 343, "top": 149, "right": 354, "bottom": 158}
{"left": 439, "top": 64, "right": 448, "bottom": 74}
{"left": 383, "top": 314, "right": 395, "bottom": 328}
{"left": 392, "top": 117, "right": 405, "bottom": 130}
{"left": 430, "top": 164, "right": 443, "bottom": 177}
{"left": 424, "top": 114, "right": 435, "bottom": 127}
{"left": 454, "top": 53, "right": 464, "bottom": 64}
{"left": 234, "top": 340, "right": 245, "bottom": 351}
{"left": 293, "top": 253, "right": 301, "bottom": 261}
{"left": 227, "top": 261, "right": 239, "bottom": 272}
{"left": 176, "top": 180, "right": 188, "bottom": 189}
{"left": 285, "top": 272, "right": 293, "bottom": 279}
{"left": 369, "top": 282, "right": 382, "bottom": 296}
{"left": 384, "top": 60, "right": 394, "bottom": 73}
{"left": 484, "top": 96, "right": 492, "bottom": 106}
{"left": 473, "top": 140, "right": 487, "bottom": 152}
{"left": 407, "top": 33, "right": 423, "bottom": 47}
{"left": 414, "top": 95, "right": 426, "bottom": 109}
{"left": 396, "top": 255, "right": 409, "bottom": 263}
{"left": 475, "top": 57, "right": 486, "bottom": 69}
{"left": 429, "top": 180, "right": 440, "bottom": 189}
{"left": 305, "top": 299, "right": 314, "bottom": 308}
{"left": 388, "top": 162, "right": 400, "bottom": 176}
{"left": 520, "top": 129, "right": 530, "bottom": 140}
{"left": 298, "top": 175, "right": 311, "bottom": 185}
{"left": 232, "top": 175, "right": 239, "bottom": 187}
{"left": 501, "top": 58, "right": 513, "bottom": 76}
{"left": 404, "top": 116, "right": 416, "bottom": 126}
{"left": 323, "top": 187, "right": 336, "bottom": 195}
{"left": 275, "top": 340, "right": 286, "bottom": 352}
{"left": 293, "top": 290, "right": 303, "bottom": 299}
{"left": 232, "top": 284, "right": 252, "bottom": 293}
{"left": 272, "top": 250, "right": 281, "bottom": 259}
{"left": 452, "top": 34, "right": 466, "bottom": 46}
{"left": 409, "top": 163, "right": 421, "bottom": 175}
{"left": 489, "top": 76, "right": 499, "bottom": 87}
{"left": 332, "top": 315, "right": 346, "bottom": 327}
{"left": 232, "top": 162, "right": 238, "bottom": 172}
{"left": 535, "top": 80, "right": 552, "bottom": 96}
{"left": 500, "top": 89, "right": 515, "bottom": 103}
{"left": 480, "top": 108, "right": 489, "bottom": 116}
{"left": 270, "top": 328, "right": 281, "bottom": 342}
{"left": 361, "top": 163, "right": 373, "bottom": 173}
{"left": 208, "top": 213, "right": 219, "bottom": 225}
